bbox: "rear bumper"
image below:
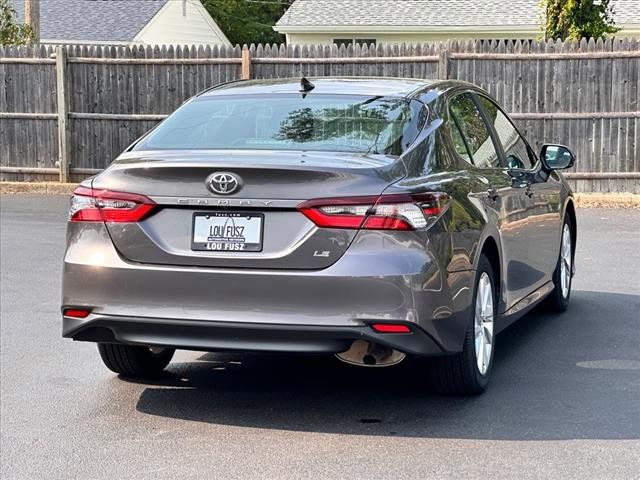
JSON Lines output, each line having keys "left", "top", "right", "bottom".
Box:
{"left": 63, "top": 315, "right": 444, "bottom": 355}
{"left": 62, "top": 223, "right": 475, "bottom": 354}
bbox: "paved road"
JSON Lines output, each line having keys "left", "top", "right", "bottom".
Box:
{"left": 1, "top": 195, "right": 639, "bottom": 480}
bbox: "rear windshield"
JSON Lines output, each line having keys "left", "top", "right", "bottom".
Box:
{"left": 134, "top": 94, "right": 427, "bottom": 156}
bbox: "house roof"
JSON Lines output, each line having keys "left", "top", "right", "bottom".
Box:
{"left": 275, "top": 0, "right": 640, "bottom": 31}
{"left": 11, "top": 0, "right": 168, "bottom": 43}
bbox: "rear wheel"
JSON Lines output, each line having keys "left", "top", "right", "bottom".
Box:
{"left": 97, "top": 343, "right": 174, "bottom": 377}
{"left": 427, "top": 254, "right": 496, "bottom": 395}
{"left": 545, "top": 218, "right": 573, "bottom": 312}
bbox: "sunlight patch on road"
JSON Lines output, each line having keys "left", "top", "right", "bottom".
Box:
{"left": 576, "top": 359, "right": 640, "bottom": 370}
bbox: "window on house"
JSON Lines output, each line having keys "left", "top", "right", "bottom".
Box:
{"left": 355, "top": 39, "right": 377, "bottom": 47}
{"left": 333, "top": 38, "right": 377, "bottom": 48}
{"left": 333, "top": 39, "right": 353, "bottom": 49}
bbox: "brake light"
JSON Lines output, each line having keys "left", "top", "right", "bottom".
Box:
{"left": 298, "top": 192, "right": 449, "bottom": 231}
{"left": 69, "top": 186, "right": 156, "bottom": 223}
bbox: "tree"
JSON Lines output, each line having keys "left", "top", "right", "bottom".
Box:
{"left": 275, "top": 100, "right": 410, "bottom": 155}
{"left": 202, "top": 0, "right": 293, "bottom": 46}
{"left": 1, "top": 0, "right": 34, "bottom": 45}
{"left": 542, "top": 0, "right": 620, "bottom": 41}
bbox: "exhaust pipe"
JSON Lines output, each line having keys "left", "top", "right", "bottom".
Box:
{"left": 336, "top": 340, "right": 406, "bottom": 367}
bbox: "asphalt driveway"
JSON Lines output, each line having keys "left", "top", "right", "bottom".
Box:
{"left": 1, "top": 195, "right": 639, "bottom": 479}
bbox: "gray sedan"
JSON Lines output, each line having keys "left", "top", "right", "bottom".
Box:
{"left": 62, "top": 77, "right": 576, "bottom": 394}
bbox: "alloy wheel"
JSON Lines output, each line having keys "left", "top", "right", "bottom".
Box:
{"left": 474, "top": 272, "right": 494, "bottom": 375}
{"left": 560, "top": 224, "right": 572, "bottom": 298}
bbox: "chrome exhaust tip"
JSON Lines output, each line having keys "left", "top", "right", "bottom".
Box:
{"left": 335, "top": 340, "right": 406, "bottom": 367}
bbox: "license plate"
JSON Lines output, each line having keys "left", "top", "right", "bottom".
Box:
{"left": 192, "top": 212, "right": 264, "bottom": 252}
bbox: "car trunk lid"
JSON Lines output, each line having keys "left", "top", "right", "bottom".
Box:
{"left": 93, "top": 150, "right": 405, "bottom": 269}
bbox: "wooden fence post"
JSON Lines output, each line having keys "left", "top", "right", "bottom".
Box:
{"left": 55, "top": 46, "right": 70, "bottom": 183}
{"left": 241, "top": 46, "right": 252, "bottom": 80}
{"left": 437, "top": 43, "right": 449, "bottom": 80}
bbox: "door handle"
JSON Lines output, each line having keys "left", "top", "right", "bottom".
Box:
{"left": 524, "top": 184, "right": 534, "bottom": 198}
{"left": 486, "top": 187, "right": 500, "bottom": 201}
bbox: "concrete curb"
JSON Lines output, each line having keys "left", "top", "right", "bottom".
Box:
{"left": 1, "top": 181, "right": 638, "bottom": 208}
{"left": 573, "top": 193, "right": 640, "bottom": 208}
{"left": 1, "top": 181, "right": 77, "bottom": 195}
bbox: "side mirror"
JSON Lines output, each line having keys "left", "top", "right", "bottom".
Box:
{"left": 540, "top": 144, "right": 575, "bottom": 171}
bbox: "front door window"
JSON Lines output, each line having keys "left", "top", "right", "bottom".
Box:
{"left": 448, "top": 94, "right": 501, "bottom": 169}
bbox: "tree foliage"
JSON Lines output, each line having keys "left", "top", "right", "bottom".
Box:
{"left": 275, "top": 101, "right": 411, "bottom": 155}
{"left": 202, "top": 0, "right": 293, "bottom": 46}
{"left": 1, "top": 0, "right": 34, "bottom": 46}
{"left": 542, "top": 0, "right": 620, "bottom": 41}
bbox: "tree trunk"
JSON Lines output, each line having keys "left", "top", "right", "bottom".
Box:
{"left": 24, "top": 0, "right": 40, "bottom": 45}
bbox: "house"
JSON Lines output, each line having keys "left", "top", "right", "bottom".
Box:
{"left": 274, "top": 0, "right": 640, "bottom": 46}
{"left": 11, "top": 0, "right": 231, "bottom": 46}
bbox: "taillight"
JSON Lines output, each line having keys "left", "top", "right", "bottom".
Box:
{"left": 298, "top": 192, "right": 449, "bottom": 231}
{"left": 69, "top": 186, "right": 156, "bottom": 223}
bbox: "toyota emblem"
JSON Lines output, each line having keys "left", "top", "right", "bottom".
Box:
{"left": 207, "top": 172, "right": 241, "bottom": 195}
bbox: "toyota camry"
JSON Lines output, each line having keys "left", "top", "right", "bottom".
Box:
{"left": 62, "top": 77, "right": 576, "bottom": 394}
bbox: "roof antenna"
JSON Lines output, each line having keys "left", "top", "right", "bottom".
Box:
{"left": 299, "top": 77, "right": 315, "bottom": 97}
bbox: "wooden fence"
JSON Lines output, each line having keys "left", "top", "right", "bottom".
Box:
{"left": 1, "top": 38, "right": 639, "bottom": 193}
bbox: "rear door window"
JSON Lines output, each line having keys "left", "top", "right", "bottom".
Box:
{"left": 448, "top": 94, "right": 501, "bottom": 168}
{"left": 476, "top": 96, "right": 536, "bottom": 170}
{"left": 449, "top": 120, "right": 472, "bottom": 164}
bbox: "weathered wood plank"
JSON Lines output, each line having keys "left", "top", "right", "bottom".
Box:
{"left": 241, "top": 46, "right": 251, "bottom": 80}
{"left": 450, "top": 51, "right": 640, "bottom": 60}
{"left": 55, "top": 46, "right": 70, "bottom": 182}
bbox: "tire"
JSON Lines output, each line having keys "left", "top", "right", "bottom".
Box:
{"left": 426, "top": 254, "right": 497, "bottom": 395}
{"left": 545, "top": 217, "right": 573, "bottom": 313}
{"left": 97, "top": 343, "right": 174, "bottom": 377}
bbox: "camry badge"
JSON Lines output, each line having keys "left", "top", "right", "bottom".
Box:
{"left": 207, "top": 172, "right": 241, "bottom": 195}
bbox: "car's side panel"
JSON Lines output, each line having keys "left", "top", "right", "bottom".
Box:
{"left": 434, "top": 91, "right": 539, "bottom": 311}
{"left": 525, "top": 173, "right": 565, "bottom": 288}
{"left": 388, "top": 124, "right": 511, "bottom": 317}
{"left": 414, "top": 85, "right": 572, "bottom": 317}
{"left": 467, "top": 92, "right": 557, "bottom": 310}
{"left": 470, "top": 92, "right": 567, "bottom": 298}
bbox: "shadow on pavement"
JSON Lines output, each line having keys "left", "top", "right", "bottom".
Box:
{"left": 133, "top": 290, "right": 640, "bottom": 440}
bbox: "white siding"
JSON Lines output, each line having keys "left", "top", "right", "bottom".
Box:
{"left": 286, "top": 24, "right": 640, "bottom": 45}
{"left": 286, "top": 31, "right": 536, "bottom": 45}
{"left": 134, "top": 0, "right": 231, "bottom": 46}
